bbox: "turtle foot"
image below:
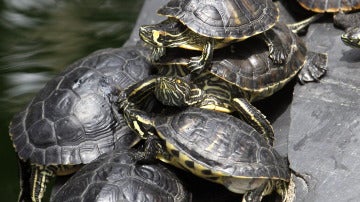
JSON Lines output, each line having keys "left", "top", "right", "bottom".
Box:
{"left": 268, "top": 45, "right": 288, "bottom": 65}
{"left": 298, "top": 51, "right": 328, "bottom": 84}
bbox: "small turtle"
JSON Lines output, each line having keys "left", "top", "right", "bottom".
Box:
{"left": 9, "top": 45, "right": 155, "bottom": 202}
{"left": 296, "top": 0, "right": 360, "bottom": 48}
{"left": 139, "top": 0, "right": 296, "bottom": 73}
{"left": 51, "top": 148, "right": 191, "bottom": 202}
{"left": 128, "top": 22, "right": 327, "bottom": 144}
{"left": 119, "top": 103, "right": 291, "bottom": 202}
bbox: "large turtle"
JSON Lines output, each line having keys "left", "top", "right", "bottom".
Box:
{"left": 9, "top": 45, "right": 155, "bottom": 202}
{"left": 126, "top": 22, "right": 327, "bottom": 144}
{"left": 296, "top": 0, "right": 360, "bottom": 48}
{"left": 51, "top": 148, "right": 191, "bottom": 202}
{"left": 119, "top": 102, "right": 291, "bottom": 202}
{"left": 139, "top": 0, "right": 296, "bottom": 73}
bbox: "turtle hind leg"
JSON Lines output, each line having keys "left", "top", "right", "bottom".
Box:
{"left": 287, "top": 14, "right": 324, "bottom": 34}
{"left": 298, "top": 51, "right": 327, "bottom": 84}
{"left": 30, "top": 165, "right": 55, "bottom": 202}
{"left": 18, "top": 159, "right": 32, "bottom": 202}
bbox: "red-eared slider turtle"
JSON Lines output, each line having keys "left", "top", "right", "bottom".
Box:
{"left": 128, "top": 22, "right": 327, "bottom": 144}
{"left": 119, "top": 103, "right": 291, "bottom": 202}
{"left": 296, "top": 0, "right": 360, "bottom": 48}
{"left": 51, "top": 148, "right": 191, "bottom": 202}
{"left": 139, "top": 0, "right": 294, "bottom": 73}
{"left": 9, "top": 45, "right": 155, "bottom": 202}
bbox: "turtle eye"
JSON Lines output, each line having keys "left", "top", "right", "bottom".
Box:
{"left": 176, "top": 79, "right": 182, "bottom": 84}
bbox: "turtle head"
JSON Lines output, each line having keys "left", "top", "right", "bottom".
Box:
{"left": 341, "top": 27, "right": 360, "bottom": 48}
{"left": 154, "top": 76, "right": 204, "bottom": 107}
{"left": 139, "top": 18, "right": 188, "bottom": 48}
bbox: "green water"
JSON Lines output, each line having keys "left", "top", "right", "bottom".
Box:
{"left": 0, "top": 0, "right": 144, "bottom": 201}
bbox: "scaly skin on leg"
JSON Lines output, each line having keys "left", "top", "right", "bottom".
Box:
{"left": 188, "top": 40, "right": 214, "bottom": 74}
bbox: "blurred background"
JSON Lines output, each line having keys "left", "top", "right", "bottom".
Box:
{"left": 0, "top": 0, "right": 144, "bottom": 201}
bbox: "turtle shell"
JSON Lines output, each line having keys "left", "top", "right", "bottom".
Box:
{"left": 157, "top": 0, "right": 279, "bottom": 39}
{"left": 153, "top": 107, "right": 289, "bottom": 187}
{"left": 9, "top": 45, "right": 153, "bottom": 166}
{"left": 208, "top": 22, "right": 307, "bottom": 101}
{"left": 297, "top": 0, "right": 360, "bottom": 13}
{"left": 51, "top": 148, "right": 190, "bottom": 202}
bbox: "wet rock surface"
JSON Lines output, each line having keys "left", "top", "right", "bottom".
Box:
{"left": 288, "top": 21, "right": 360, "bottom": 202}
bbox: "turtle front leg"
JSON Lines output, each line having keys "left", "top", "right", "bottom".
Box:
{"left": 119, "top": 99, "right": 153, "bottom": 139}
{"left": 262, "top": 28, "right": 290, "bottom": 65}
{"left": 188, "top": 39, "right": 214, "bottom": 74}
{"left": 30, "top": 165, "right": 55, "bottom": 202}
{"left": 231, "top": 98, "right": 274, "bottom": 145}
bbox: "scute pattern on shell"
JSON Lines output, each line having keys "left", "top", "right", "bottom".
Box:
{"left": 297, "top": 0, "right": 360, "bottom": 12}
{"left": 51, "top": 149, "right": 190, "bottom": 202}
{"left": 9, "top": 46, "right": 152, "bottom": 166}
{"left": 157, "top": 0, "right": 279, "bottom": 39}
{"left": 154, "top": 107, "right": 289, "bottom": 180}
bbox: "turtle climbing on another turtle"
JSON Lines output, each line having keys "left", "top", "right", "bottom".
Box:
{"left": 140, "top": 0, "right": 299, "bottom": 74}
{"left": 51, "top": 148, "right": 191, "bottom": 202}
{"left": 296, "top": 0, "right": 360, "bottom": 48}
{"left": 9, "top": 45, "right": 156, "bottom": 202}
{"left": 118, "top": 102, "right": 291, "bottom": 202}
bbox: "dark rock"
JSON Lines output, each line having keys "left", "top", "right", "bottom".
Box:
{"left": 288, "top": 22, "right": 360, "bottom": 201}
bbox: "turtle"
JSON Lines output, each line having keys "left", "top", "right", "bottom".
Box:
{"left": 139, "top": 0, "right": 298, "bottom": 74}
{"left": 127, "top": 22, "right": 327, "bottom": 145}
{"left": 118, "top": 102, "right": 291, "bottom": 202}
{"left": 9, "top": 45, "right": 156, "bottom": 202}
{"left": 296, "top": 0, "right": 360, "bottom": 48}
{"left": 51, "top": 147, "right": 191, "bottom": 202}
